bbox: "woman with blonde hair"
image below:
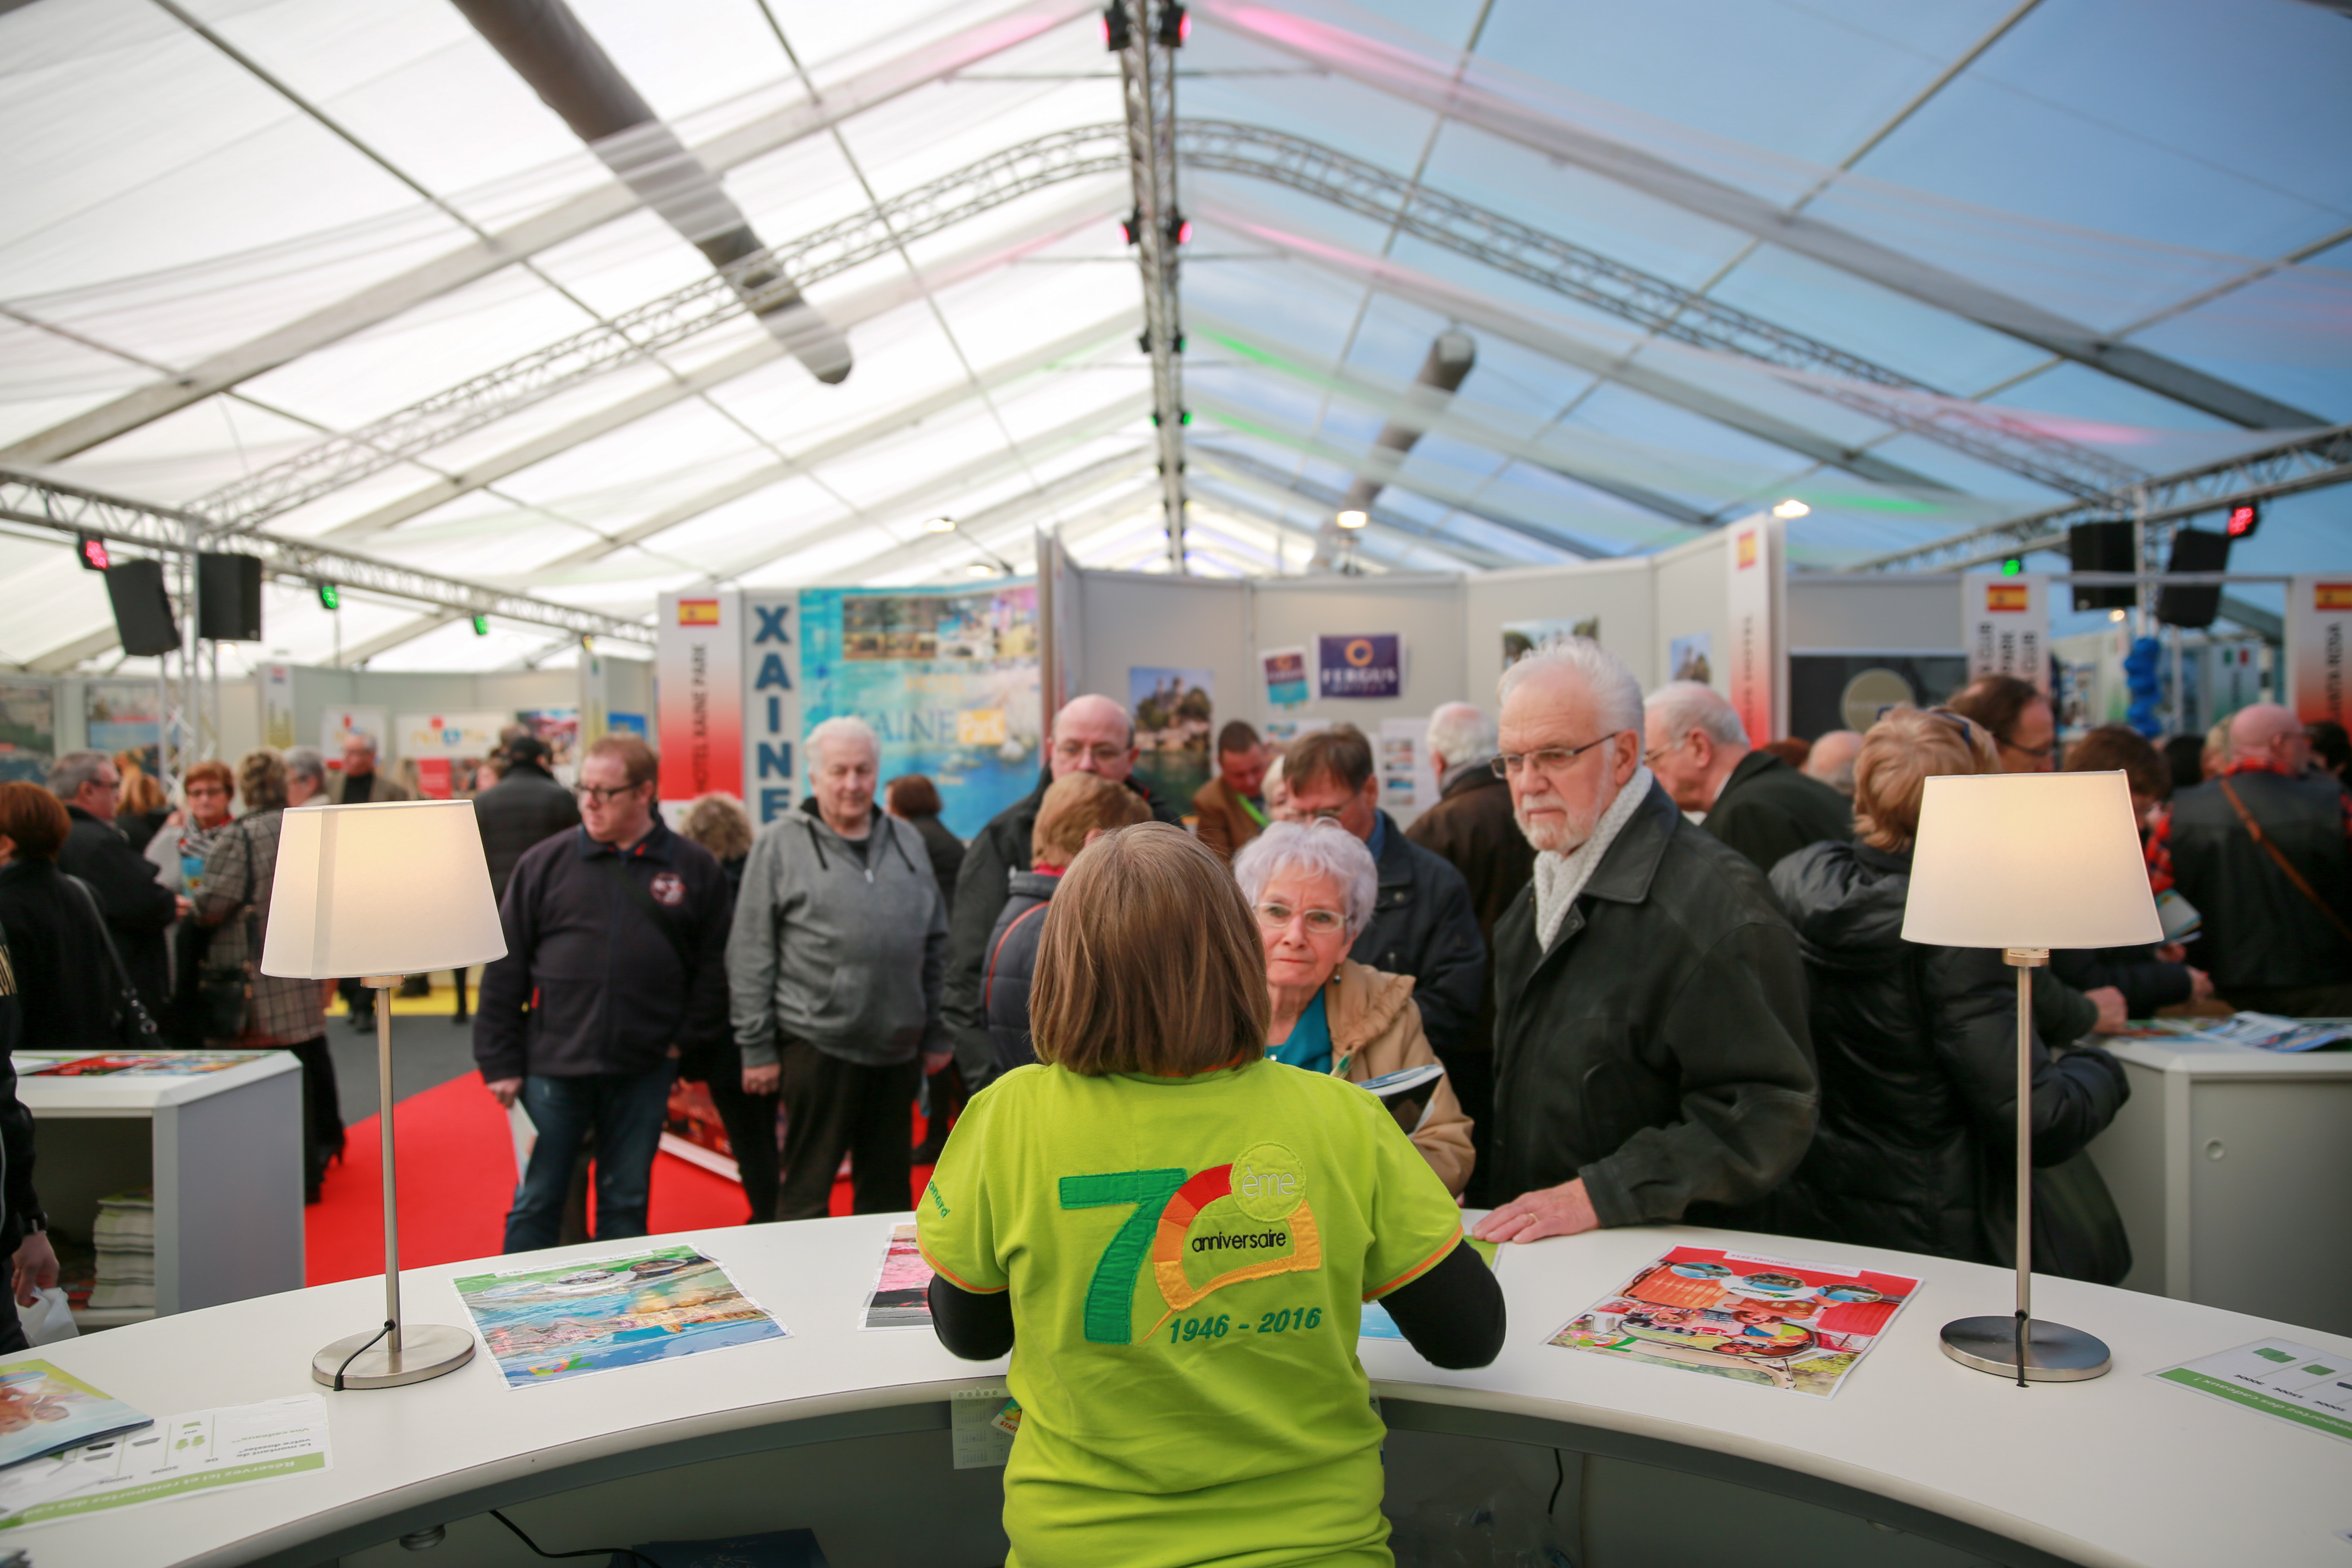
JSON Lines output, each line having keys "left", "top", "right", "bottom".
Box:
{"left": 921, "top": 822, "right": 1501, "bottom": 1568}
{"left": 1763, "top": 708, "right": 2128, "bottom": 1269}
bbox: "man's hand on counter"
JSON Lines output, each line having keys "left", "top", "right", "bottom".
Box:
{"left": 1471, "top": 1178, "right": 1601, "bottom": 1245}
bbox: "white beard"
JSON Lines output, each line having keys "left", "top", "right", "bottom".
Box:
{"left": 1514, "top": 775, "right": 1615, "bottom": 855}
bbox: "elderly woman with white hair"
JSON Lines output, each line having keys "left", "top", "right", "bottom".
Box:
{"left": 1232, "top": 823, "right": 1474, "bottom": 1195}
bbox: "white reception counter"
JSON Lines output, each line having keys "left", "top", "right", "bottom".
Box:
{"left": 5, "top": 1216, "right": 2348, "bottom": 1568}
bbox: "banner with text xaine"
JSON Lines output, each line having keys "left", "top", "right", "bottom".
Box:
{"left": 2289, "top": 574, "right": 2352, "bottom": 728}
{"left": 655, "top": 589, "right": 743, "bottom": 814}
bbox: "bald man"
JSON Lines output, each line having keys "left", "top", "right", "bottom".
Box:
{"left": 1803, "top": 731, "right": 1863, "bottom": 798}
{"left": 941, "top": 694, "right": 1183, "bottom": 1090}
{"left": 2147, "top": 703, "right": 2352, "bottom": 1016}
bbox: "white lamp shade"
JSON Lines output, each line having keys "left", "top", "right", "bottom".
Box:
{"left": 1902, "top": 771, "right": 2163, "bottom": 951}
{"left": 261, "top": 800, "right": 508, "bottom": 978}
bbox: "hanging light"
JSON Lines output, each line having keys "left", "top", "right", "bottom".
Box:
{"left": 76, "top": 533, "right": 109, "bottom": 572}
{"left": 1155, "top": 2, "right": 1188, "bottom": 47}
{"left": 316, "top": 582, "right": 340, "bottom": 610}
{"left": 472, "top": 614, "right": 490, "bottom": 635}
{"left": 967, "top": 561, "right": 998, "bottom": 577}
{"left": 924, "top": 516, "right": 958, "bottom": 534}
{"left": 1336, "top": 510, "right": 1368, "bottom": 530}
{"left": 1772, "top": 498, "right": 1810, "bottom": 519}
{"left": 1101, "top": 1, "right": 1131, "bottom": 50}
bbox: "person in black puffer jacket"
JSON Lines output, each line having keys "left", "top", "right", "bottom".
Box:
{"left": 1766, "top": 707, "right": 2129, "bottom": 1272}
{"left": 982, "top": 773, "right": 1150, "bottom": 1075}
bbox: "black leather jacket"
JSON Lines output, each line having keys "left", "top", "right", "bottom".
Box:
{"left": 1764, "top": 840, "right": 2129, "bottom": 1265}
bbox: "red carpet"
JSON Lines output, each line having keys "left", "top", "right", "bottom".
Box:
{"left": 305, "top": 1071, "right": 937, "bottom": 1286}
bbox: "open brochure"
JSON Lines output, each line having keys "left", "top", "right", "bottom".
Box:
{"left": 0, "top": 1395, "right": 325, "bottom": 1529}
{"left": 861, "top": 1223, "right": 935, "bottom": 1330}
{"left": 0, "top": 1361, "right": 150, "bottom": 1471}
{"left": 1548, "top": 1245, "right": 1920, "bottom": 1399}
{"left": 2119, "top": 1012, "right": 2349, "bottom": 1053}
{"left": 1355, "top": 1062, "right": 1447, "bottom": 1136}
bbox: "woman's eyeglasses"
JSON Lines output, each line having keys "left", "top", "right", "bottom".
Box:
{"left": 1254, "top": 902, "right": 1346, "bottom": 935}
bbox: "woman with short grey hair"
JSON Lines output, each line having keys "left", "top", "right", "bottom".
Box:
{"left": 1230, "top": 823, "right": 1473, "bottom": 1194}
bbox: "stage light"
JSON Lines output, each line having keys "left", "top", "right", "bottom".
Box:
{"left": 1119, "top": 207, "right": 1142, "bottom": 245}
{"left": 1102, "top": 2, "right": 1131, "bottom": 50}
{"left": 924, "top": 516, "right": 958, "bottom": 534}
{"left": 1336, "top": 510, "right": 1368, "bottom": 530}
{"left": 2226, "top": 502, "right": 2260, "bottom": 539}
{"left": 2000, "top": 557, "right": 2023, "bottom": 577}
{"left": 1773, "top": 498, "right": 1810, "bottom": 518}
{"left": 1165, "top": 212, "right": 1191, "bottom": 245}
{"left": 1156, "top": 2, "right": 1188, "bottom": 46}
{"left": 472, "top": 614, "right": 490, "bottom": 635}
{"left": 76, "top": 533, "right": 109, "bottom": 571}
{"left": 316, "top": 582, "right": 340, "bottom": 611}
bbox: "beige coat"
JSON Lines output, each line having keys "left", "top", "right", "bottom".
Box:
{"left": 1317, "top": 960, "right": 1474, "bottom": 1197}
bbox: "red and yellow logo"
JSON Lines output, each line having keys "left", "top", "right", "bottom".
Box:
{"left": 1985, "top": 584, "right": 2030, "bottom": 612}
{"left": 2316, "top": 583, "right": 2352, "bottom": 612}
{"left": 1737, "top": 532, "right": 1759, "bottom": 570}
{"left": 677, "top": 599, "right": 720, "bottom": 626}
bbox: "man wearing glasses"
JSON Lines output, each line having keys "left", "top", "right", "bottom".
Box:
{"left": 942, "top": 694, "right": 1182, "bottom": 1091}
{"left": 475, "top": 735, "right": 734, "bottom": 1252}
{"left": 1470, "top": 641, "right": 1816, "bottom": 1247}
{"left": 51, "top": 749, "right": 182, "bottom": 1017}
{"left": 1642, "top": 681, "right": 1851, "bottom": 878}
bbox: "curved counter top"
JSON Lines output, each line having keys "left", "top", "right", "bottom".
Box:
{"left": 8, "top": 1217, "right": 2347, "bottom": 1568}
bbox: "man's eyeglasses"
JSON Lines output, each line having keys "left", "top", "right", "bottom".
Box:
{"left": 573, "top": 782, "right": 646, "bottom": 805}
{"left": 1254, "top": 902, "right": 1346, "bottom": 935}
{"left": 1640, "top": 734, "right": 1690, "bottom": 766}
{"left": 1053, "top": 740, "right": 1128, "bottom": 766}
{"left": 1492, "top": 731, "right": 1623, "bottom": 779}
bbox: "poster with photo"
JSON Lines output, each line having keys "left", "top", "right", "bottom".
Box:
{"left": 0, "top": 679, "right": 56, "bottom": 784}
{"left": 85, "top": 682, "right": 161, "bottom": 777}
{"left": 1318, "top": 635, "right": 1402, "bottom": 700}
{"left": 1261, "top": 646, "right": 1310, "bottom": 709}
{"left": 1377, "top": 717, "right": 1429, "bottom": 818}
{"left": 520, "top": 708, "right": 580, "bottom": 767}
{"left": 1548, "top": 1244, "right": 1920, "bottom": 1399}
{"left": 1129, "top": 667, "right": 1213, "bottom": 814}
{"left": 454, "top": 1245, "right": 786, "bottom": 1390}
{"left": 1668, "top": 633, "right": 1713, "bottom": 686}
{"left": 862, "top": 1223, "right": 936, "bottom": 1330}
{"left": 1502, "top": 617, "right": 1598, "bottom": 669}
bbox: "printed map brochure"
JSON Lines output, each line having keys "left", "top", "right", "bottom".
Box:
{"left": 454, "top": 1244, "right": 786, "bottom": 1390}
{"left": 0, "top": 1361, "right": 150, "bottom": 1470}
{"left": 1548, "top": 1245, "right": 1920, "bottom": 1398}
{"left": 862, "top": 1223, "right": 935, "bottom": 1330}
{"left": 0, "top": 1395, "right": 328, "bottom": 1530}
{"left": 2152, "top": 1339, "right": 2352, "bottom": 1444}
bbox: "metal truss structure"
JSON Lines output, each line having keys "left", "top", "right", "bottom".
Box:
{"left": 1840, "top": 422, "right": 2352, "bottom": 574}
{"left": 182, "top": 121, "right": 2172, "bottom": 551}
{"left": 0, "top": 470, "right": 654, "bottom": 647}
{"left": 1116, "top": 2, "right": 1189, "bottom": 570}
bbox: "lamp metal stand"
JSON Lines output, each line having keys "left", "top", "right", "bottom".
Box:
{"left": 311, "top": 976, "right": 477, "bottom": 1390}
{"left": 1938, "top": 948, "right": 2111, "bottom": 1385}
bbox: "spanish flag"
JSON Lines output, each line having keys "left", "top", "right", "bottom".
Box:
{"left": 2316, "top": 582, "right": 2352, "bottom": 612}
{"left": 1986, "top": 584, "right": 2031, "bottom": 612}
{"left": 677, "top": 599, "right": 721, "bottom": 626}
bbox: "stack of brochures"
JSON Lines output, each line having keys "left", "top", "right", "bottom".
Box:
{"left": 88, "top": 1191, "right": 155, "bottom": 1312}
{"left": 2125, "top": 1013, "right": 2349, "bottom": 1054}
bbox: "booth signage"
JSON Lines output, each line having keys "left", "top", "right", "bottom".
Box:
{"left": 1723, "top": 516, "right": 1785, "bottom": 746}
{"left": 394, "top": 710, "right": 507, "bottom": 760}
{"left": 742, "top": 591, "right": 802, "bottom": 827}
{"left": 261, "top": 664, "right": 296, "bottom": 749}
{"left": 1963, "top": 573, "right": 2049, "bottom": 694}
{"left": 2289, "top": 574, "right": 2352, "bottom": 728}
{"left": 1316, "top": 635, "right": 1402, "bottom": 700}
{"left": 655, "top": 588, "right": 744, "bottom": 811}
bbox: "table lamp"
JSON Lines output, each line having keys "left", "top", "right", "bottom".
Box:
{"left": 1902, "top": 770, "right": 2160, "bottom": 1384}
{"left": 263, "top": 800, "right": 508, "bottom": 1390}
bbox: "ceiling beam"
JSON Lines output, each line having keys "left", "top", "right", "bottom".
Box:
{"left": 1188, "top": 446, "right": 1528, "bottom": 567}
{"left": 0, "top": 0, "right": 1090, "bottom": 468}
{"left": 822, "top": 450, "right": 1157, "bottom": 583}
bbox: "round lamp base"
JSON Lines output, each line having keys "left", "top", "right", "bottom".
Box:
{"left": 1939, "top": 1316, "right": 2111, "bottom": 1382}
{"left": 311, "top": 1324, "right": 476, "bottom": 1390}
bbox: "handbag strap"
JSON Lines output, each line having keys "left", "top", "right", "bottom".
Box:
{"left": 61, "top": 873, "right": 152, "bottom": 1028}
{"left": 2214, "top": 776, "right": 2352, "bottom": 946}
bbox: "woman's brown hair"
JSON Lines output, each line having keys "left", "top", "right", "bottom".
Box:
{"left": 1852, "top": 707, "right": 1998, "bottom": 853}
{"left": 182, "top": 759, "right": 235, "bottom": 800}
{"left": 237, "top": 749, "right": 289, "bottom": 812}
{"left": 1029, "top": 822, "right": 1270, "bottom": 1077}
{"left": 117, "top": 765, "right": 167, "bottom": 817}
{"left": 0, "top": 782, "right": 71, "bottom": 862}
{"left": 886, "top": 773, "right": 942, "bottom": 818}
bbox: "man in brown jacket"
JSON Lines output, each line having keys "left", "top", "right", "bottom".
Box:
{"left": 1190, "top": 720, "right": 1270, "bottom": 864}
{"left": 1404, "top": 702, "right": 1531, "bottom": 1204}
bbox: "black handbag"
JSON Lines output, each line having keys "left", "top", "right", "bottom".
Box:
{"left": 61, "top": 874, "right": 163, "bottom": 1051}
{"left": 192, "top": 828, "right": 256, "bottom": 1042}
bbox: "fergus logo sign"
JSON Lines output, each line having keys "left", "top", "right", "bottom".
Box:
{"left": 1316, "top": 635, "right": 1402, "bottom": 700}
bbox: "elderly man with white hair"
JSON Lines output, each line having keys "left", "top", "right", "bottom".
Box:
{"left": 730, "top": 715, "right": 951, "bottom": 1220}
{"left": 1470, "top": 641, "right": 1817, "bottom": 1246}
{"left": 1232, "top": 823, "right": 1474, "bottom": 1195}
{"left": 1643, "top": 681, "right": 1851, "bottom": 876}
{"left": 942, "top": 692, "right": 1182, "bottom": 1091}
{"left": 2146, "top": 701, "right": 2352, "bottom": 1017}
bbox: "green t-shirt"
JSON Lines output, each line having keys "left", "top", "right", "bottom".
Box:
{"left": 919, "top": 1058, "right": 1464, "bottom": 1568}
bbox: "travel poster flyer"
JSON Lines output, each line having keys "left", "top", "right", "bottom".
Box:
{"left": 0, "top": 1395, "right": 328, "bottom": 1529}
{"left": 1548, "top": 1245, "right": 1920, "bottom": 1399}
{"left": 0, "top": 1362, "right": 150, "bottom": 1472}
{"left": 454, "top": 1245, "right": 786, "bottom": 1390}
{"left": 862, "top": 1223, "right": 935, "bottom": 1330}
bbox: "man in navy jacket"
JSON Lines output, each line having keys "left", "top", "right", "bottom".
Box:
{"left": 475, "top": 735, "right": 732, "bottom": 1252}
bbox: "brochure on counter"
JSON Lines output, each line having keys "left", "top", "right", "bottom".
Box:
{"left": 0, "top": 1361, "right": 150, "bottom": 1471}
{"left": 2154, "top": 1339, "right": 2352, "bottom": 1445}
{"left": 453, "top": 1244, "right": 786, "bottom": 1389}
{"left": 27, "top": 1051, "right": 266, "bottom": 1077}
{"left": 1548, "top": 1245, "right": 1920, "bottom": 1399}
{"left": 2116, "top": 1013, "right": 2350, "bottom": 1053}
{"left": 0, "top": 1395, "right": 327, "bottom": 1529}
{"left": 861, "top": 1223, "right": 935, "bottom": 1330}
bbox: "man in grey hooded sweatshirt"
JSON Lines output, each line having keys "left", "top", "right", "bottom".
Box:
{"left": 729, "top": 716, "right": 950, "bottom": 1219}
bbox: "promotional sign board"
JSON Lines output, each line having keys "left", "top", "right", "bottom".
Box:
{"left": 1964, "top": 574, "right": 2050, "bottom": 694}
{"left": 655, "top": 589, "right": 744, "bottom": 811}
{"left": 320, "top": 707, "right": 388, "bottom": 760}
{"left": 1261, "top": 646, "right": 1309, "bottom": 708}
{"left": 394, "top": 711, "right": 508, "bottom": 760}
{"left": 2287, "top": 574, "right": 2352, "bottom": 729}
{"left": 741, "top": 590, "right": 803, "bottom": 828}
{"left": 260, "top": 664, "right": 296, "bottom": 749}
{"left": 1723, "top": 515, "right": 1785, "bottom": 746}
{"left": 1317, "top": 634, "right": 1403, "bottom": 700}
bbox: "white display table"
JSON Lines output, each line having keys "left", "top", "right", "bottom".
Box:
{"left": 15, "top": 1051, "right": 305, "bottom": 1323}
{"left": 2088, "top": 1035, "right": 2352, "bottom": 1336}
{"left": 3, "top": 1216, "right": 2346, "bottom": 1568}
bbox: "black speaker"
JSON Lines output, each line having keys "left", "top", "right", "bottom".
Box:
{"left": 2156, "top": 528, "right": 2231, "bottom": 630}
{"left": 196, "top": 552, "right": 263, "bottom": 641}
{"left": 104, "top": 559, "right": 181, "bottom": 656}
{"left": 2067, "top": 520, "right": 2136, "bottom": 611}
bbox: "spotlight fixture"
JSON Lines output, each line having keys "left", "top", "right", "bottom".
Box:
{"left": 76, "top": 533, "right": 110, "bottom": 572}
{"left": 2109, "top": 608, "right": 2127, "bottom": 623}
{"left": 472, "top": 614, "right": 490, "bottom": 635}
{"left": 1102, "top": 1, "right": 1131, "bottom": 50}
{"left": 1155, "top": 2, "right": 1188, "bottom": 47}
{"left": 2225, "top": 502, "right": 2260, "bottom": 539}
{"left": 316, "top": 582, "right": 341, "bottom": 611}
{"left": 967, "top": 561, "right": 998, "bottom": 578}
{"left": 924, "top": 516, "right": 958, "bottom": 534}
{"left": 1165, "top": 211, "right": 1191, "bottom": 245}
{"left": 1119, "top": 207, "right": 1142, "bottom": 245}
{"left": 1336, "top": 509, "right": 1368, "bottom": 530}
{"left": 1772, "top": 498, "right": 1811, "bottom": 519}
{"left": 2000, "top": 556, "right": 2023, "bottom": 577}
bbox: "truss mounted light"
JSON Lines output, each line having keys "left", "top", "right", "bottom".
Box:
{"left": 316, "top": 581, "right": 340, "bottom": 610}
{"left": 472, "top": 614, "right": 490, "bottom": 635}
{"left": 1336, "top": 509, "right": 1368, "bottom": 530}
{"left": 1102, "top": 1, "right": 1132, "bottom": 50}
{"left": 1773, "top": 498, "right": 1811, "bottom": 518}
{"left": 77, "top": 533, "right": 109, "bottom": 571}
{"left": 1156, "top": 2, "right": 1189, "bottom": 47}
{"left": 2226, "top": 502, "right": 2260, "bottom": 539}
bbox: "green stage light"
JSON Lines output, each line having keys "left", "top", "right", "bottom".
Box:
{"left": 472, "top": 614, "right": 490, "bottom": 635}
{"left": 317, "top": 582, "right": 339, "bottom": 610}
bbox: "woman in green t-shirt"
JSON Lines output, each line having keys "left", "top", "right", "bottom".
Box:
{"left": 920, "top": 822, "right": 1505, "bottom": 1568}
